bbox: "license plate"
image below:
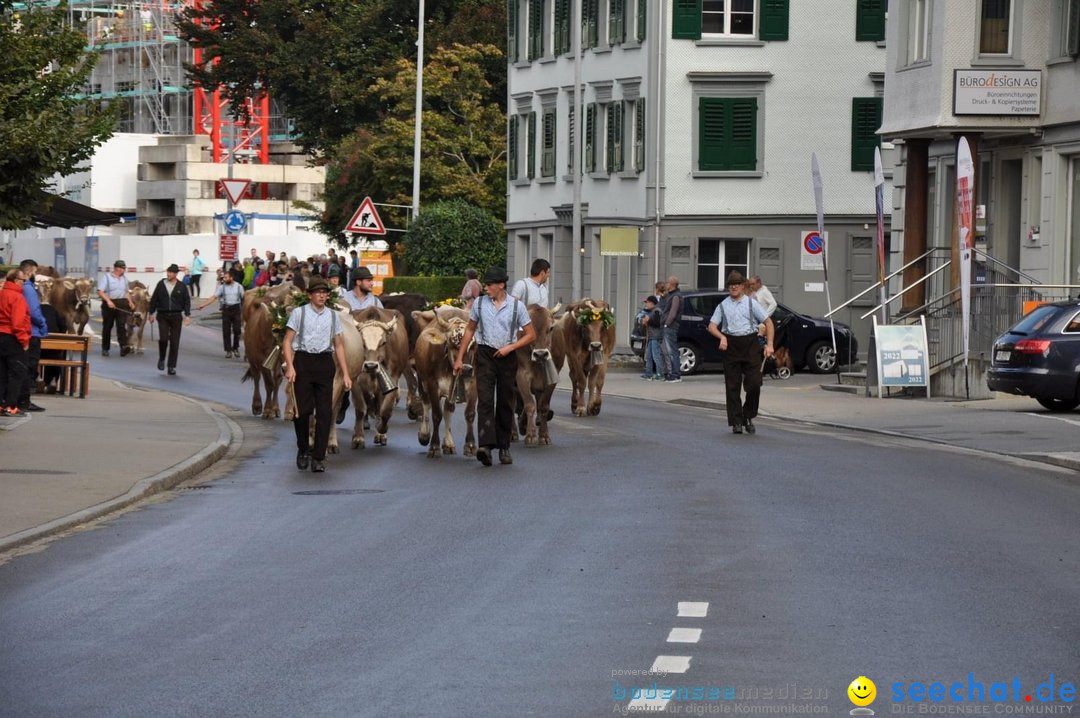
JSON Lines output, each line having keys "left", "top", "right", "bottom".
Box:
{"left": 995, "top": 350, "right": 1010, "bottom": 363}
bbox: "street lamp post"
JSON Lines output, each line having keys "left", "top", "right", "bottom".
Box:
{"left": 411, "top": 0, "right": 425, "bottom": 221}
{"left": 571, "top": 0, "right": 583, "bottom": 300}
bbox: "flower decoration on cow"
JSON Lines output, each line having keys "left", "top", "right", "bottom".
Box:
{"left": 269, "top": 290, "right": 340, "bottom": 343}
{"left": 423, "top": 297, "right": 465, "bottom": 312}
{"left": 575, "top": 306, "right": 615, "bottom": 329}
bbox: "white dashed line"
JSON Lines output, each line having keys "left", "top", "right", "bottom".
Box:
{"left": 677, "top": 601, "right": 709, "bottom": 617}
{"left": 666, "top": 627, "right": 702, "bottom": 643}
{"left": 627, "top": 694, "right": 671, "bottom": 712}
{"left": 651, "top": 655, "right": 692, "bottom": 674}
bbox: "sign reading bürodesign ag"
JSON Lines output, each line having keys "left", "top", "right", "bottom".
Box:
{"left": 954, "top": 69, "right": 1041, "bottom": 116}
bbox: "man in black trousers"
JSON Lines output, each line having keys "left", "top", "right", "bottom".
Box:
{"left": 147, "top": 264, "right": 192, "bottom": 375}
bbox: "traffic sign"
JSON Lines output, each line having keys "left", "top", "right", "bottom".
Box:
{"left": 800, "top": 230, "right": 828, "bottom": 271}
{"left": 224, "top": 209, "right": 247, "bottom": 233}
{"left": 220, "top": 178, "right": 251, "bottom": 205}
{"left": 803, "top": 231, "right": 824, "bottom": 254}
{"left": 344, "top": 196, "right": 386, "bottom": 235}
{"left": 219, "top": 234, "right": 239, "bottom": 262}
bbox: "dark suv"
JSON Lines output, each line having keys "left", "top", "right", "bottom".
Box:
{"left": 630, "top": 290, "right": 859, "bottom": 375}
{"left": 987, "top": 300, "right": 1080, "bottom": 411}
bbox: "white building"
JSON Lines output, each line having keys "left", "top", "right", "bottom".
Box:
{"left": 506, "top": 0, "right": 891, "bottom": 354}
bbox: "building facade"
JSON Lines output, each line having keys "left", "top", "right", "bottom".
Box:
{"left": 506, "top": 0, "right": 891, "bottom": 356}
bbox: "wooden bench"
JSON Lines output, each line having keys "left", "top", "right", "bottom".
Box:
{"left": 38, "top": 333, "right": 92, "bottom": 398}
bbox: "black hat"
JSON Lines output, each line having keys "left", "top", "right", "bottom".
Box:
{"left": 113, "top": 259, "right": 126, "bottom": 268}
{"left": 166, "top": 263, "right": 180, "bottom": 274}
{"left": 483, "top": 266, "right": 509, "bottom": 284}
{"left": 306, "top": 277, "right": 330, "bottom": 293}
{"left": 327, "top": 263, "right": 340, "bottom": 276}
{"left": 354, "top": 266, "right": 374, "bottom": 281}
{"left": 644, "top": 295, "right": 658, "bottom": 304}
{"left": 725, "top": 270, "right": 747, "bottom": 287}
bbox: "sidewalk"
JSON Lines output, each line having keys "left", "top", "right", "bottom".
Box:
{"left": 0, "top": 380, "right": 234, "bottom": 553}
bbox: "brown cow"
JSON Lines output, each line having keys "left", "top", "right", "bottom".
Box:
{"left": 125, "top": 285, "right": 149, "bottom": 354}
{"left": 346, "top": 306, "right": 410, "bottom": 449}
{"left": 379, "top": 292, "right": 428, "bottom": 421}
{"left": 47, "top": 278, "right": 94, "bottom": 335}
{"left": 241, "top": 296, "right": 286, "bottom": 419}
{"left": 514, "top": 304, "right": 565, "bottom": 445}
{"left": 560, "top": 298, "right": 616, "bottom": 417}
{"left": 411, "top": 307, "right": 478, "bottom": 458}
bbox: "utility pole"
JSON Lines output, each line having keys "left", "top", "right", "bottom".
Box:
{"left": 571, "top": 0, "right": 583, "bottom": 300}
{"left": 411, "top": 0, "right": 425, "bottom": 221}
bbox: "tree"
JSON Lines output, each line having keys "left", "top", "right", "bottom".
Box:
{"left": 319, "top": 43, "right": 507, "bottom": 248}
{"left": 402, "top": 199, "right": 504, "bottom": 277}
{"left": 0, "top": 1, "right": 116, "bottom": 229}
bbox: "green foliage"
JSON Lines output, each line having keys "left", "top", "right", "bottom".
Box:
{"left": 382, "top": 276, "right": 465, "bottom": 303}
{"left": 0, "top": 1, "right": 116, "bottom": 229}
{"left": 401, "top": 199, "right": 505, "bottom": 277}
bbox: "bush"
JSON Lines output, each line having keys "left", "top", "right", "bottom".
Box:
{"left": 382, "top": 276, "right": 464, "bottom": 303}
{"left": 401, "top": 199, "right": 505, "bottom": 277}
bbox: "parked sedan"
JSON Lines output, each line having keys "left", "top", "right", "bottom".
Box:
{"left": 630, "top": 290, "right": 859, "bottom": 375}
{"left": 987, "top": 300, "right": 1080, "bottom": 411}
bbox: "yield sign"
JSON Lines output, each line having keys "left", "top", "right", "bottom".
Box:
{"left": 344, "top": 196, "right": 386, "bottom": 235}
{"left": 220, "top": 178, "right": 251, "bottom": 205}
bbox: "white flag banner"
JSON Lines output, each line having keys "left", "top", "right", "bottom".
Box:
{"left": 873, "top": 147, "right": 887, "bottom": 323}
{"left": 956, "top": 138, "right": 975, "bottom": 370}
{"left": 811, "top": 152, "right": 837, "bottom": 369}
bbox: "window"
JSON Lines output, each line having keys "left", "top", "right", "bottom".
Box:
{"left": 906, "top": 0, "right": 930, "bottom": 63}
{"left": 528, "top": 0, "right": 545, "bottom": 60}
{"left": 610, "top": 0, "right": 626, "bottom": 44}
{"left": 1053, "top": 0, "right": 1080, "bottom": 58}
{"left": 584, "top": 0, "right": 599, "bottom": 48}
{"left": 526, "top": 111, "right": 537, "bottom": 179}
{"left": 541, "top": 110, "right": 556, "bottom": 177}
{"left": 585, "top": 103, "right": 597, "bottom": 172}
{"left": 508, "top": 115, "right": 519, "bottom": 180}
{"left": 634, "top": 98, "right": 646, "bottom": 172}
{"left": 697, "top": 239, "right": 749, "bottom": 290}
{"left": 606, "top": 102, "right": 624, "bottom": 173}
{"left": 637, "top": 0, "right": 647, "bottom": 41}
{"left": 855, "top": 0, "right": 886, "bottom": 42}
{"left": 702, "top": 0, "right": 754, "bottom": 36}
{"left": 508, "top": 0, "right": 520, "bottom": 62}
{"left": 698, "top": 97, "right": 757, "bottom": 172}
{"left": 673, "top": 0, "right": 787, "bottom": 41}
{"left": 979, "top": 0, "right": 1011, "bottom": 55}
{"left": 851, "top": 97, "right": 882, "bottom": 172}
{"left": 554, "top": 0, "right": 571, "bottom": 55}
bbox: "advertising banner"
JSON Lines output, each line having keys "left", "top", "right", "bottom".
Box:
{"left": 956, "top": 138, "right": 975, "bottom": 370}
{"left": 873, "top": 147, "right": 888, "bottom": 323}
{"left": 84, "top": 235, "right": 99, "bottom": 277}
{"left": 873, "top": 317, "right": 931, "bottom": 397}
{"left": 53, "top": 237, "right": 67, "bottom": 276}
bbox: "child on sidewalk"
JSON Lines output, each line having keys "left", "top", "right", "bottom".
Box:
{"left": 641, "top": 295, "right": 665, "bottom": 380}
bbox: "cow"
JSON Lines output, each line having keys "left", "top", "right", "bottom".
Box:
{"left": 380, "top": 292, "right": 428, "bottom": 421}
{"left": 346, "top": 306, "right": 410, "bottom": 449}
{"left": 125, "top": 285, "right": 150, "bottom": 354}
{"left": 560, "top": 298, "right": 616, "bottom": 417}
{"left": 241, "top": 292, "right": 289, "bottom": 419}
{"left": 514, "top": 304, "right": 565, "bottom": 445}
{"left": 47, "top": 278, "right": 94, "bottom": 335}
{"left": 411, "top": 306, "right": 478, "bottom": 458}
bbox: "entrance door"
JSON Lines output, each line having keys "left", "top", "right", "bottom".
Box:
{"left": 999, "top": 159, "right": 1023, "bottom": 271}
{"left": 1071, "top": 157, "right": 1080, "bottom": 285}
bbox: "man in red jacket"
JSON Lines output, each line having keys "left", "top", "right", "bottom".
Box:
{"left": 0, "top": 269, "right": 32, "bottom": 417}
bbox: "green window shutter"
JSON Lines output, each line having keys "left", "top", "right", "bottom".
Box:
{"left": 585, "top": 103, "right": 596, "bottom": 172}
{"left": 615, "top": 103, "right": 624, "bottom": 172}
{"left": 1069, "top": 0, "right": 1080, "bottom": 57}
{"left": 637, "top": 0, "right": 647, "bottom": 41}
{"left": 542, "top": 110, "right": 556, "bottom": 177}
{"left": 554, "top": 0, "right": 570, "bottom": 55}
{"left": 634, "top": 98, "right": 645, "bottom": 172}
{"left": 758, "top": 0, "right": 788, "bottom": 41}
{"left": 699, "top": 98, "right": 727, "bottom": 171}
{"left": 855, "top": 0, "right": 886, "bottom": 42}
{"left": 508, "top": 0, "right": 519, "bottom": 63}
{"left": 727, "top": 97, "right": 757, "bottom": 170}
{"left": 528, "top": 0, "right": 544, "bottom": 60}
{"left": 584, "top": 0, "right": 599, "bottom": 48}
{"left": 606, "top": 103, "right": 624, "bottom": 173}
{"left": 672, "top": 0, "right": 701, "bottom": 39}
{"left": 508, "top": 115, "right": 518, "bottom": 179}
{"left": 567, "top": 104, "right": 575, "bottom": 172}
{"left": 699, "top": 97, "right": 757, "bottom": 171}
{"left": 609, "top": 0, "right": 625, "bottom": 45}
{"left": 527, "top": 111, "right": 537, "bottom": 178}
{"left": 851, "top": 97, "right": 882, "bottom": 172}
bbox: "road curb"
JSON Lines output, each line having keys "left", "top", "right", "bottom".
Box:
{"left": 0, "top": 383, "right": 241, "bottom": 554}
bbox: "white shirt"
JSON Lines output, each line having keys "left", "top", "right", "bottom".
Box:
{"left": 342, "top": 290, "right": 384, "bottom": 311}
{"left": 710, "top": 296, "right": 770, "bottom": 336}
{"left": 287, "top": 304, "right": 343, "bottom": 353}
{"left": 510, "top": 277, "right": 549, "bottom": 308}
{"left": 470, "top": 295, "right": 531, "bottom": 349}
{"left": 98, "top": 272, "right": 129, "bottom": 299}
{"left": 214, "top": 282, "right": 245, "bottom": 307}
{"left": 750, "top": 284, "right": 777, "bottom": 317}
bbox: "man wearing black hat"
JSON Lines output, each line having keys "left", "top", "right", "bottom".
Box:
{"left": 342, "top": 266, "right": 383, "bottom": 311}
{"left": 453, "top": 266, "right": 536, "bottom": 466}
{"left": 707, "top": 271, "right": 774, "bottom": 434}
{"left": 282, "top": 277, "right": 353, "bottom": 473}
{"left": 97, "top": 259, "right": 133, "bottom": 356}
{"left": 148, "top": 264, "right": 192, "bottom": 375}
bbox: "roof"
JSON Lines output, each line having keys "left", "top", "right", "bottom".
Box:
{"left": 30, "top": 193, "right": 123, "bottom": 229}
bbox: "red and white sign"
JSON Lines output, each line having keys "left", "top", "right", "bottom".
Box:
{"left": 344, "top": 196, "right": 387, "bottom": 235}
{"left": 800, "top": 230, "right": 828, "bottom": 270}
{"left": 220, "top": 178, "right": 251, "bottom": 205}
{"left": 219, "top": 234, "right": 239, "bottom": 262}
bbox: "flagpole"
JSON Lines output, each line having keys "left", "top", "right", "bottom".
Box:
{"left": 411, "top": 0, "right": 425, "bottom": 221}
{"left": 873, "top": 147, "right": 888, "bottom": 324}
{"left": 956, "top": 137, "right": 975, "bottom": 400}
{"left": 811, "top": 153, "right": 839, "bottom": 383}
{"left": 571, "top": 0, "right": 583, "bottom": 300}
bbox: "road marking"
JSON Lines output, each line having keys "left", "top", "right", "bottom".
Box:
{"left": 1027, "top": 412, "right": 1080, "bottom": 429}
{"left": 677, "top": 601, "right": 708, "bottom": 617}
{"left": 627, "top": 694, "right": 670, "bottom": 712}
{"left": 651, "top": 655, "right": 692, "bottom": 673}
{"left": 667, "top": 627, "right": 702, "bottom": 643}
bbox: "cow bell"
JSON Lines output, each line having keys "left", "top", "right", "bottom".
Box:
{"left": 262, "top": 344, "right": 281, "bottom": 371}
{"left": 542, "top": 356, "right": 560, "bottom": 386}
{"left": 375, "top": 364, "right": 398, "bottom": 395}
{"left": 451, "top": 363, "right": 473, "bottom": 404}
{"left": 589, "top": 348, "right": 604, "bottom": 368}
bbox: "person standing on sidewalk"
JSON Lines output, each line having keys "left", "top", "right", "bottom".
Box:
{"left": 196, "top": 270, "right": 244, "bottom": 357}
{"left": 660, "top": 276, "right": 684, "bottom": 382}
{"left": 282, "top": 277, "right": 352, "bottom": 474}
{"left": 707, "top": 271, "right": 774, "bottom": 435}
{"left": 454, "top": 266, "right": 536, "bottom": 467}
{"left": 189, "top": 249, "right": 207, "bottom": 298}
{"left": 97, "top": 260, "right": 132, "bottom": 357}
{"left": 640, "top": 295, "right": 665, "bottom": 380}
{"left": 147, "top": 264, "right": 192, "bottom": 375}
{"left": 0, "top": 269, "right": 31, "bottom": 417}
{"left": 510, "top": 258, "right": 550, "bottom": 307}
{"left": 17, "top": 260, "right": 48, "bottom": 412}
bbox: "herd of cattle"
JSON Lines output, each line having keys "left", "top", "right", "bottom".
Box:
{"left": 240, "top": 284, "right": 617, "bottom": 457}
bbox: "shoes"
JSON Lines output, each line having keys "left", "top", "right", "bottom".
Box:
{"left": 120, "top": 347, "right": 131, "bottom": 357}
{"left": 744, "top": 419, "right": 756, "bottom": 435}
{"left": 476, "top": 447, "right": 492, "bottom": 467}
{"left": 666, "top": 377, "right": 682, "bottom": 383}
{"left": 24, "top": 403, "right": 45, "bottom": 412}
{"left": 157, "top": 360, "right": 165, "bottom": 371}
{"left": 4, "top": 407, "right": 27, "bottom": 417}
{"left": 101, "top": 350, "right": 110, "bottom": 357}
{"left": 499, "top": 448, "right": 513, "bottom": 465}
{"left": 654, "top": 375, "right": 664, "bottom": 381}
{"left": 167, "top": 367, "right": 176, "bottom": 375}
{"left": 296, "top": 450, "right": 310, "bottom": 471}
{"left": 732, "top": 423, "right": 743, "bottom": 434}
{"left": 310, "top": 459, "right": 326, "bottom": 473}
{"left": 225, "top": 351, "right": 233, "bottom": 358}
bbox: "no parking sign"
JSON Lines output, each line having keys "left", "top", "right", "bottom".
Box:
{"left": 800, "top": 229, "right": 828, "bottom": 271}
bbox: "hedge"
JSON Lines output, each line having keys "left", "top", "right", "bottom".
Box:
{"left": 382, "top": 276, "right": 464, "bottom": 303}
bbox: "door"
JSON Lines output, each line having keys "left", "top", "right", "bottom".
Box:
{"left": 754, "top": 238, "right": 784, "bottom": 301}
{"left": 999, "top": 158, "right": 1023, "bottom": 271}
{"left": 846, "top": 235, "right": 875, "bottom": 309}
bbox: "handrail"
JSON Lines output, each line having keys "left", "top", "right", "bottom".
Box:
{"left": 971, "top": 248, "right": 1043, "bottom": 285}
{"left": 824, "top": 247, "right": 951, "bottom": 318}
{"left": 860, "top": 261, "right": 952, "bottom": 320}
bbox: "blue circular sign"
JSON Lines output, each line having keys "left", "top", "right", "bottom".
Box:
{"left": 224, "top": 209, "right": 246, "bottom": 233}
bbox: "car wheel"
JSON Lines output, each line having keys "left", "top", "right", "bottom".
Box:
{"left": 1035, "top": 396, "right": 1079, "bottom": 412}
{"left": 806, "top": 340, "right": 836, "bottom": 374}
{"left": 678, "top": 342, "right": 700, "bottom": 375}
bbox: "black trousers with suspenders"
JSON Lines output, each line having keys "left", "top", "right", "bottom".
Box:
{"left": 291, "top": 306, "right": 339, "bottom": 461}
{"left": 474, "top": 296, "right": 519, "bottom": 451}
{"left": 721, "top": 334, "right": 763, "bottom": 427}
{"left": 221, "top": 304, "right": 241, "bottom": 352}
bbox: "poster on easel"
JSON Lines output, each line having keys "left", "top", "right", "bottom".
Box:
{"left": 872, "top": 316, "right": 931, "bottom": 398}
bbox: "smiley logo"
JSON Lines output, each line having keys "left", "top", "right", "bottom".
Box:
{"left": 848, "top": 676, "right": 876, "bottom": 707}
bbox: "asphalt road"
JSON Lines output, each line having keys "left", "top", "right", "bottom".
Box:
{"left": 1, "top": 319, "right": 1078, "bottom": 717}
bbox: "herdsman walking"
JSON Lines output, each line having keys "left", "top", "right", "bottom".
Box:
{"left": 197, "top": 270, "right": 244, "bottom": 357}
{"left": 97, "top": 259, "right": 132, "bottom": 356}
{"left": 147, "top": 264, "right": 192, "bottom": 375}
{"left": 281, "top": 277, "right": 352, "bottom": 473}
{"left": 454, "top": 266, "right": 535, "bottom": 467}
{"left": 707, "top": 271, "right": 774, "bottom": 434}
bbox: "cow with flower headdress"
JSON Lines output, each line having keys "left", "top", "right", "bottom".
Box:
{"left": 559, "top": 298, "right": 616, "bottom": 417}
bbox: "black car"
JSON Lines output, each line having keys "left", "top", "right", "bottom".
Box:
{"left": 986, "top": 300, "right": 1080, "bottom": 411}
{"left": 630, "top": 290, "right": 859, "bottom": 375}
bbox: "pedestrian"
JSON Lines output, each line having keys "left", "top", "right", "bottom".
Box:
{"left": 0, "top": 269, "right": 31, "bottom": 417}
{"left": 707, "top": 271, "right": 774, "bottom": 435}
{"left": 747, "top": 275, "right": 777, "bottom": 318}
{"left": 453, "top": 266, "right": 536, "bottom": 467}
{"left": 460, "top": 268, "right": 482, "bottom": 310}
{"left": 241, "top": 257, "right": 256, "bottom": 289}
{"left": 267, "top": 263, "right": 283, "bottom": 287}
{"left": 342, "top": 267, "right": 383, "bottom": 311}
{"left": 147, "top": 264, "right": 192, "bottom": 375}
{"left": 189, "top": 249, "right": 207, "bottom": 297}
{"left": 348, "top": 249, "right": 360, "bottom": 287}
{"left": 17, "top": 260, "right": 48, "bottom": 412}
{"left": 197, "top": 269, "right": 244, "bottom": 358}
{"left": 640, "top": 295, "right": 665, "bottom": 381}
{"left": 659, "top": 276, "right": 684, "bottom": 382}
{"left": 510, "top": 258, "right": 551, "bottom": 307}
{"left": 97, "top": 259, "right": 132, "bottom": 357}
{"left": 281, "top": 277, "right": 353, "bottom": 473}
{"left": 38, "top": 302, "right": 67, "bottom": 393}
